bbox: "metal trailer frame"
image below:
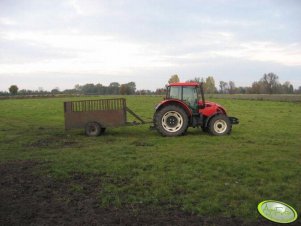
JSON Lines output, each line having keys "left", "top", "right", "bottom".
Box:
{"left": 64, "top": 98, "right": 147, "bottom": 132}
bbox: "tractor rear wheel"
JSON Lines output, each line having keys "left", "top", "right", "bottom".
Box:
{"left": 208, "top": 114, "right": 231, "bottom": 136}
{"left": 85, "top": 122, "right": 105, "bottom": 136}
{"left": 154, "top": 105, "right": 188, "bottom": 136}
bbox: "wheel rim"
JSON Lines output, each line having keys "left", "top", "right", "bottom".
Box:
{"left": 213, "top": 119, "right": 227, "bottom": 134}
{"left": 88, "top": 124, "right": 98, "bottom": 135}
{"left": 162, "top": 111, "right": 183, "bottom": 132}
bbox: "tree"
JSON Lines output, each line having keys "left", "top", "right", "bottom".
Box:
{"left": 120, "top": 82, "right": 136, "bottom": 95}
{"left": 228, "top": 81, "right": 236, "bottom": 94}
{"left": 109, "top": 82, "right": 120, "bottom": 87}
{"left": 281, "top": 81, "right": 294, "bottom": 94}
{"left": 193, "top": 77, "right": 201, "bottom": 83}
{"left": 186, "top": 77, "right": 202, "bottom": 83}
{"left": 51, "top": 87, "right": 60, "bottom": 94}
{"left": 237, "top": 86, "right": 248, "bottom": 94}
{"left": 109, "top": 82, "right": 120, "bottom": 95}
{"left": 219, "top": 81, "right": 228, "bottom": 94}
{"left": 126, "top": 82, "right": 136, "bottom": 94}
{"left": 120, "top": 84, "right": 128, "bottom": 95}
{"left": 74, "top": 84, "right": 82, "bottom": 92}
{"left": 82, "top": 83, "right": 96, "bottom": 94}
{"left": 168, "top": 74, "right": 180, "bottom": 84}
{"left": 261, "top": 73, "right": 279, "bottom": 94}
{"left": 9, "top": 85, "right": 18, "bottom": 95}
{"left": 204, "top": 76, "right": 217, "bottom": 93}
{"left": 250, "top": 81, "right": 264, "bottom": 94}
{"left": 136, "top": 89, "right": 152, "bottom": 95}
{"left": 155, "top": 88, "right": 166, "bottom": 95}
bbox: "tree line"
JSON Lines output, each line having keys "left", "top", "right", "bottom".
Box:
{"left": 2, "top": 72, "right": 301, "bottom": 96}
{"left": 217, "top": 73, "right": 296, "bottom": 94}
{"left": 167, "top": 73, "right": 299, "bottom": 94}
{"left": 2, "top": 82, "right": 138, "bottom": 96}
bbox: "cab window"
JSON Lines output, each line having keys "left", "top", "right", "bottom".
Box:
{"left": 169, "top": 86, "right": 181, "bottom": 99}
{"left": 183, "top": 86, "right": 198, "bottom": 108}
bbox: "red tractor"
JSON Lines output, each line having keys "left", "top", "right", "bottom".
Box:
{"left": 153, "top": 82, "right": 239, "bottom": 136}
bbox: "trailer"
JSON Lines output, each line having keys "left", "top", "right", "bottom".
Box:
{"left": 64, "top": 98, "right": 147, "bottom": 136}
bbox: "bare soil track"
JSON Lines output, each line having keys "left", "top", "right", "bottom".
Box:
{"left": 0, "top": 160, "right": 294, "bottom": 226}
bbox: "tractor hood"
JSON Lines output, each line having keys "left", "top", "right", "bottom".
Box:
{"left": 198, "top": 101, "right": 227, "bottom": 115}
{"left": 199, "top": 101, "right": 222, "bottom": 107}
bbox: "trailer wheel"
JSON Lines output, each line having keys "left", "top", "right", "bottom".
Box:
{"left": 208, "top": 114, "right": 231, "bottom": 136}
{"left": 85, "top": 122, "right": 103, "bottom": 136}
{"left": 154, "top": 105, "right": 188, "bottom": 137}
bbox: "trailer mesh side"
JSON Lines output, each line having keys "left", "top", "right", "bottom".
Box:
{"left": 70, "top": 98, "right": 126, "bottom": 112}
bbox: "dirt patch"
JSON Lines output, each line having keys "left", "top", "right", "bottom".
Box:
{"left": 0, "top": 160, "right": 296, "bottom": 226}
{"left": 26, "top": 136, "right": 78, "bottom": 149}
{"left": 131, "top": 140, "right": 154, "bottom": 147}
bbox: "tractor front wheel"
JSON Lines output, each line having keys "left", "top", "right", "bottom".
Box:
{"left": 208, "top": 114, "right": 231, "bottom": 136}
{"left": 154, "top": 105, "right": 188, "bottom": 136}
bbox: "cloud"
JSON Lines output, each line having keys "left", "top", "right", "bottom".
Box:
{"left": 66, "top": 0, "right": 109, "bottom": 16}
{"left": 217, "top": 42, "right": 301, "bottom": 66}
{"left": 151, "top": 32, "right": 301, "bottom": 67}
{"left": 1, "top": 28, "right": 300, "bottom": 78}
{"left": 0, "top": 17, "right": 17, "bottom": 26}
{"left": 0, "top": 38, "right": 75, "bottom": 64}
{"left": 0, "top": 30, "right": 175, "bottom": 75}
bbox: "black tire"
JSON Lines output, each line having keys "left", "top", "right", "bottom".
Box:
{"left": 208, "top": 114, "right": 231, "bottom": 136}
{"left": 154, "top": 105, "right": 188, "bottom": 137}
{"left": 182, "top": 127, "right": 188, "bottom": 135}
{"left": 85, "top": 122, "right": 105, "bottom": 136}
{"left": 201, "top": 126, "right": 208, "bottom": 133}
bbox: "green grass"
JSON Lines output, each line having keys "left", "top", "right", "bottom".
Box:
{"left": 0, "top": 96, "right": 300, "bottom": 222}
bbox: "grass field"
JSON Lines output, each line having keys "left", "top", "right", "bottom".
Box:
{"left": 0, "top": 96, "right": 300, "bottom": 225}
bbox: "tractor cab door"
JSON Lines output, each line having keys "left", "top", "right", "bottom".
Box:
{"left": 182, "top": 86, "right": 198, "bottom": 112}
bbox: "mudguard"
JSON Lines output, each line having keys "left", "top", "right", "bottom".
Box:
{"left": 155, "top": 99, "right": 192, "bottom": 117}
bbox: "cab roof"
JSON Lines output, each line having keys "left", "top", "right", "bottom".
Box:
{"left": 168, "top": 82, "right": 201, "bottom": 87}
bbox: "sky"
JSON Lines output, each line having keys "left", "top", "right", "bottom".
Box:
{"left": 0, "top": 0, "right": 301, "bottom": 91}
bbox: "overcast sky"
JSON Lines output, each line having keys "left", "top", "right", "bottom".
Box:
{"left": 0, "top": 0, "right": 300, "bottom": 91}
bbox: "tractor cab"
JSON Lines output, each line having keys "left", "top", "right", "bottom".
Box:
{"left": 166, "top": 82, "right": 205, "bottom": 112}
